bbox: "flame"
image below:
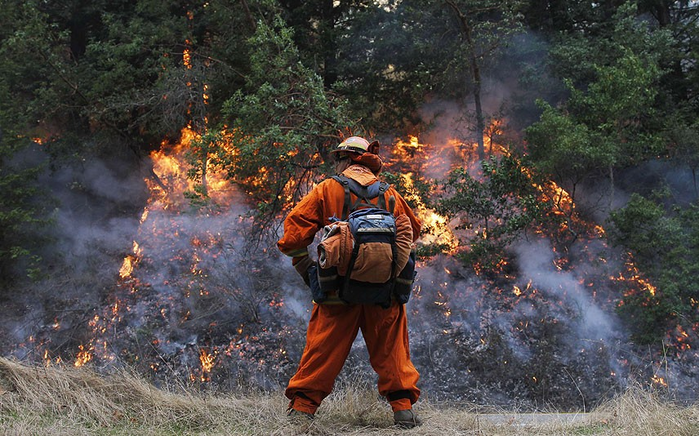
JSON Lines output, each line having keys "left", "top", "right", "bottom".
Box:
{"left": 40, "top": 14, "right": 253, "bottom": 381}
{"left": 74, "top": 343, "right": 94, "bottom": 367}
{"left": 389, "top": 121, "right": 689, "bottom": 393}
{"left": 668, "top": 325, "right": 692, "bottom": 352}
{"left": 611, "top": 258, "right": 657, "bottom": 297}
{"left": 119, "top": 241, "right": 143, "bottom": 278}
{"left": 119, "top": 255, "right": 135, "bottom": 278}
{"left": 651, "top": 374, "right": 668, "bottom": 388}
{"left": 397, "top": 135, "right": 422, "bottom": 153}
{"left": 45, "top": 80, "right": 692, "bottom": 398}
{"left": 183, "top": 39, "right": 192, "bottom": 69}
{"left": 148, "top": 126, "right": 238, "bottom": 207}
{"left": 198, "top": 348, "right": 216, "bottom": 382}
{"left": 396, "top": 157, "right": 458, "bottom": 251}
{"left": 542, "top": 181, "right": 575, "bottom": 219}
{"left": 92, "top": 121, "right": 239, "bottom": 379}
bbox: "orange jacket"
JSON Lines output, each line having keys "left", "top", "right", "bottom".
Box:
{"left": 278, "top": 164, "right": 422, "bottom": 258}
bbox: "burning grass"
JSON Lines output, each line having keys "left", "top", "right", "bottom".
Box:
{"left": 1, "top": 358, "right": 697, "bottom": 435}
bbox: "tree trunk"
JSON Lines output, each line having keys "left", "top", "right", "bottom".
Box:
{"left": 473, "top": 66, "right": 485, "bottom": 160}
{"left": 608, "top": 164, "right": 615, "bottom": 213}
{"left": 445, "top": 0, "right": 486, "bottom": 160}
{"left": 201, "top": 154, "right": 209, "bottom": 197}
{"left": 322, "top": 0, "right": 338, "bottom": 87}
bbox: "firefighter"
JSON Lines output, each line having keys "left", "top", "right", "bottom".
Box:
{"left": 277, "top": 136, "right": 423, "bottom": 428}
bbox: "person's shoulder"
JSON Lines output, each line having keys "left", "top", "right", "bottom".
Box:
{"left": 319, "top": 175, "right": 342, "bottom": 185}
{"left": 314, "top": 176, "right": 345, "bottom": 192}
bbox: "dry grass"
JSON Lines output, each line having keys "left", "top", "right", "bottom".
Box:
{"left": 1, "top": 357, "right": 697, "bottom": 435}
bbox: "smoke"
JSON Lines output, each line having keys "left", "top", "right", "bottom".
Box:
{"left": 513, "top": 238, "right": 618, "bottom": 343}
{"left": 376, "top": 92, "right": 665, "bottom": 407}
{"left": 3, "top": 143, "right": 302, "bottom": 375}
{"left": 617, "top": 159, "right": 699, "bottom": 205}
{"left": 4, "top": 102, "right": 698, "bottom": 410}
{"left": 0, "top": 147, "right": 148, "bottom": 359}
{"left": 38, "top": 155, "right": 147, "bottom": 270}
{"left": 402, "top": 236, "right": 629, "bottom": 407}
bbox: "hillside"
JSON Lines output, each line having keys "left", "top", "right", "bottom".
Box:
{"left": 1, "top": 357, "right": 696, "bottom": 435}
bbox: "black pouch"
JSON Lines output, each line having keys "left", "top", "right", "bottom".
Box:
{"left": 340, "top": 280, "right": 393, "bottom": 308}
{"left": 394, "top": 252, "right": 417, "bottom": 305}
{"left": 317, "top": 265, "right": 340, "bottom": 296}
{"left": 307, "top": 264, "right": 326, "bottom": 303}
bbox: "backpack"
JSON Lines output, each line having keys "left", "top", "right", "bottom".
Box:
{"left": 314, "top": 175, "right": 416, "bottom": 307}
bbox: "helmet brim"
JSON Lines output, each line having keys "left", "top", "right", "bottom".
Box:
{"left": 329, "top": 146, "right": 366, "bottom": 154}
{"left": 330, "top": 140, "right": 378, "bottom": 154}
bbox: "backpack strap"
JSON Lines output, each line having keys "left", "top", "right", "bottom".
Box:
{"left": 332, "top": 175, "right": 390, "bottom": 219}
{"left": 332, "top": 175, "right": 352, "bottom": 220}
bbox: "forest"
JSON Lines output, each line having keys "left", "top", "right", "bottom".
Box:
{"left": 1, "top": 0, "right": 698, "bottom": 411}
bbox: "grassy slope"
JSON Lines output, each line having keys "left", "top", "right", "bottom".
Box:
{"left": 0, "top": 357, "right": 697, "bottom": 435}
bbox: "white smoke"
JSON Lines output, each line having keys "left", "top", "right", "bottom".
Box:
{"left": 513, "top": 237, "right": 618, "bottom": 343}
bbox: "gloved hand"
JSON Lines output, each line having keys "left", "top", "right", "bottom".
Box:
{"left": 292, "top": 255, "right": 314, "bottom": 287}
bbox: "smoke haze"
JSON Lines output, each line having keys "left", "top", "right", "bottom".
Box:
{"left": 2, "top": 111, "right": 698, "bottom": 410}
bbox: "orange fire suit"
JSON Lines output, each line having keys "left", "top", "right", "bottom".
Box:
{"left": 278, "top": 163, "right": 422, "bottom": 414}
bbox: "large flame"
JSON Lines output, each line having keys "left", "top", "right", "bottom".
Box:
{"left": 393, "top": 136, "right": 459, "bottom": 251}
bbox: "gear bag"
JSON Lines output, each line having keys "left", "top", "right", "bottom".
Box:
{"left": 316, "top": 175, "right": 416, "bottom": 307}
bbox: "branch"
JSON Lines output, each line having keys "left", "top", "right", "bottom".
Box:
{"left": 240, "top": 0, "right": 257, "bottom": 31}
{"left": 444, "top": 0, "right": 473, "bottom": 44}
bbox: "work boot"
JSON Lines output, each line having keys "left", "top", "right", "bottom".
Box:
{"left": 394, "top": 409, "right": 422, "bottom": 428}
{"left": 287, "top": 407, "right": 314, "bottom": 422}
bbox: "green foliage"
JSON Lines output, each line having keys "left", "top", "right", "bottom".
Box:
{"left": 0, "top": 0, "right": 263, "bottom": 155}
{"left": 0, "top": 3, "right": 52, "bottom": 281}
{"left": 435, "top": 155, "right": 548, "bottom": 274}
{"left": 523, "top": 3, "right": 699, "bottom": 346}
{"left": 79, "top": 2, "right": 189, "bottom": 140}
{"left": 565, "top": 51, "right": 664, "bottom": 165}
{"left": 609, "top": 194, "right": 699, "bottom": 344}
{"left": 413, "top": 0, "right": 526, "bottom": 95}
{"left": 218, "top": 16, "right": 354, "bottom": 220}
{"left": 0, "top": 136, "right": 50, "bottom": 282}
{"left": 0, "top": 2, "right": 75, "bottom": 134}
{"left": 524, "top": 0, "right": 621, "bottom": 33}
{"left": 666, "top": 118, "right": 699, "bottom": 195}
{"left": 0, "top": 0, "right": 697, "bottom": 350}
{"left": 330, "top": 0, "right": 528, "bottom": 134}
{"left": 277, "top": 0, "right": 378, "bottom": 83}
{"left": 525, "top": 3, "right": 667, "bottom": 209}
{"left": 0, "top": 174, "right": 46, "bottom": 281}
{"left": 521, "top": 2, "right": 699, "bottom": 346}
{"left": 332, "top": 3, "right": 437, "bottom": 132}
{"left": 525, "top": 101, "right": 615, "bottom": 183}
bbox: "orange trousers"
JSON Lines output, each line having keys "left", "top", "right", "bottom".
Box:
{"left": 286, "top": 302, "right": 420, "bottom": 414}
